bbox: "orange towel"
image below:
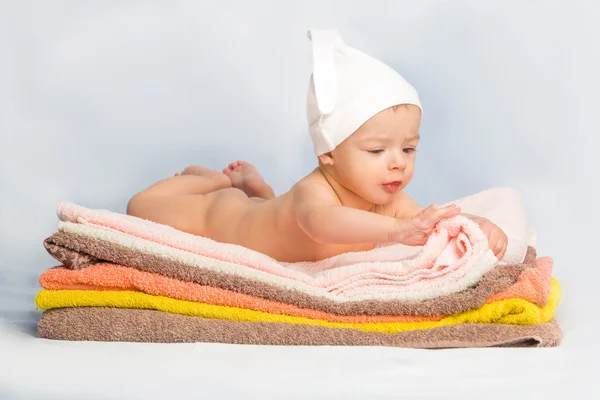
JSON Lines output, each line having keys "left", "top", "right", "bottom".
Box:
{"left": 39, "top": 257, "right": 553, "bottom": 324}
{"left": 487, "top": 257, "right": 552, "bottom": 305}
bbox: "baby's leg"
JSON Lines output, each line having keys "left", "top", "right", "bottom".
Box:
{"left": 126, "top": 166, "right": 233, "bottom": 235}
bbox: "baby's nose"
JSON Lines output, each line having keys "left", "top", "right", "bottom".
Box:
{"left": 389, "top": 155, "right": 407, "bottom": 170}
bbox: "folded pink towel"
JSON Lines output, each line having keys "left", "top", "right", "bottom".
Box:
{"left": 54, "top": 188, "right": 528, "bottom": 300}
{"left": 55, "top": 206, "right": 495, "bottom": 301}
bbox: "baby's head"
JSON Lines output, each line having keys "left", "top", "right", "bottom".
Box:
{"left": 306, "top": 30, "right": 422, "bottom": 205}
{"left": 317, "top": 103, "right": 421, "bottom": 205}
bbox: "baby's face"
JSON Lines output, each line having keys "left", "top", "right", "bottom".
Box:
{"left": 329, "top": 105, "right": 421, "bottom": 205}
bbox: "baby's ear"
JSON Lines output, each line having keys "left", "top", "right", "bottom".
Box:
{"left": 318, "top": 152, "right": 335, "bottom": 166}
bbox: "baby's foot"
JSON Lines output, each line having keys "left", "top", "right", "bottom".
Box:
{"left": 223, "top": 160, "right": 275, "bottom": 200}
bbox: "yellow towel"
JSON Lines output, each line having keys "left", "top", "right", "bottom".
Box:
{"left": 36, "top": 278, "right": 561, "bottom": 334}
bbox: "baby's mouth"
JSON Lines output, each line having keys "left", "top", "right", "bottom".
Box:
{"left": 382, "top": 181, "right": 402, "bottom": 192}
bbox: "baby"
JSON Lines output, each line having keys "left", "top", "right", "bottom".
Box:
{"left": 126, "top": 30, "right": 508, "bottom": 263}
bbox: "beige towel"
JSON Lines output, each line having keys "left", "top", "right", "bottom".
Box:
{"left": 38, "top": 308, "right": 561, "bottom": 348}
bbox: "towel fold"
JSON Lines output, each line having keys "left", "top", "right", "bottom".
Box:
{"left": 35, "top": 278, "right": 560, "bottom": 333}
{"left": 44, "top": 229, "right": 539, "bottom": 316}
{"left": 38, "top": 256, "right": 553, "bottom": 323}
{"left": 38, "top": 308, "right": 562, "bottom": 347}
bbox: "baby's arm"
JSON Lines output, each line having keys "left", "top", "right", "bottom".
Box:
{"left": 293, "top": 182, "right": 399, "bottom": 244}
{"left": 397, "top": 193, "right": 477, "bottom": 220}
{"left": 392, "top": 192, "right": 426, "bottom": 219}
{"left": 294, "top": 183, "right": 461, "bottom": 246}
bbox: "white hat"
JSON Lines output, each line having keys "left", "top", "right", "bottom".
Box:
{"left": 306, "top": 29, "right": 422, "bottom": 156}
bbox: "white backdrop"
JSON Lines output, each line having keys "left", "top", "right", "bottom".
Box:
{"left": 1, "top": 1, "right": 599, "bottom": 398}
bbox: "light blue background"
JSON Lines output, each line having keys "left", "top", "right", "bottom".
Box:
{"left": 1, "top": 1, "right": 598, "bottom": 398}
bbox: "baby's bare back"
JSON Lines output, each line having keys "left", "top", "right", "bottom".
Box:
{"left": 203, "top": 174, "right": 379, "bottom": 262}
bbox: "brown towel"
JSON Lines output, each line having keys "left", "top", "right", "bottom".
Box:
{"left": 44, "top": 232, "right": 537, "bottom": 316}
{"left": 38, "top": 308, "right": 562, "bottom": 348}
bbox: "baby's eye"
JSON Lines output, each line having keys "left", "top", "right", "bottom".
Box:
{"left": 403, "top": 148, "right": 416, "bottom": 154}
{"left": 369, "top": 149, "right": 384, "bottom": 154}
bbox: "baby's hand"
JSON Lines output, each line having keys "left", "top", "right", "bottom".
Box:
{"left": 390, "top": 203, "right": 461, "bottom": 246}
{"left": 469, "top": 216, "right": 508, "bottom": 261}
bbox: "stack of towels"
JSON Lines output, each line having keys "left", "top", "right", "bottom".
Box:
{"left": 36, "top": 189, "right": 562, "bottom": 348}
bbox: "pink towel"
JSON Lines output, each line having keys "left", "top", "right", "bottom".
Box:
{"left": 55, "top": 203, "right": 497, "bottom": 301}
{"left": 54, "top": 188, "right": 529, "bottom": 300}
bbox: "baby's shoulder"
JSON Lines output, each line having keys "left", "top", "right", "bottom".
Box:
{"left": 289, "top": 174, "right": 340, "bottom": 207}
